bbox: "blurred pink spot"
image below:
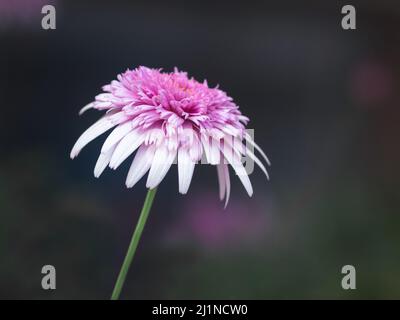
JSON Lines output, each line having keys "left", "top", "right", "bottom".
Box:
{"left": 166, "top": 192, "right": 270, "bottom": 250}
{"left": 350, "top": 60, "right": 394, "bottom": 107}
{"left": 0, "top": 0, "right": 57, "bottom": 27}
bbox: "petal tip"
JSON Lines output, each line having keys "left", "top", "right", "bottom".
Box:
{"left": 93, "top": 169, "right": 102, "bottom": 178}
{"left": 223, "top": 200, "right": 229, "bottom": 209}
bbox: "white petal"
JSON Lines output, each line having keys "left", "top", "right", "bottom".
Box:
{"left": 216, "top": 163, "right": 226, "bottom": 200}
{"left": 188, "top": 134, "right": 203, "bottom": 162}
{"left": 226, "top": 137, "right": 269, "bottom": 180}
{"left": 70, "top": 113, "right": 125, "bottom": 159}
{"left": 146, "top": 145, "right": 176, "bottom": 189}
{"left": 215, "top": 123, "right": 240, "bottom": 136}
{"left": 109, "top": 130, "right": 145, "bottom": 169}
{"left": 95, "top": 93, "right": 115, "bottom": 102}
{"left": 223, "top": 164, "right": 231, "bottom": 208}
{"left": 209, "top": 139, "right": 221, "bottom": 164}
{"left": 220, "top": 143, "right": 253, "bottom": 197}
{"left": 245, "top": 133, "right": 271, "bottom": 166}
{"left": 101, "top": 122, "right": 132, "bottom": 153}
{"left": 178, "top": 148, "right": 196, "bottom": 194}
{"left": 125, "top": 144, "right": 156, "bottom": 188}
{"left": 79, "top": 102, "right": 94, "bottom": 115}
{"left": 201, "top": 135, "right": 211, "bottom": 162}
{"left": 246, "top": 147, "right": 270, "bottom": 180}
{"left": 94, "top": 145, "right": 116, "bottom": 178}
{"left": 202, "top": 137, "right": 220, "bottom": 165}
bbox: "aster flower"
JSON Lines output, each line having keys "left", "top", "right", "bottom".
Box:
{"left": 70, "top": 66, "right": 270, "bottom": 299}
{"left": 71, "top": 67, "right": 269, "bottom": 205}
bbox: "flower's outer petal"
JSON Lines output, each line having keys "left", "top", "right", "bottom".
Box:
{"left": 216, "top": 163, "right": 226, "bottom": 200}
{"left": 125, "top": 144, "right": 156, "bottom": 188}
{"left": 220, "top": 143, "right": 253, "bottom": 197}
{"left": 178, "top": 147, "right": 196, "bottom": 194}
{"left": 245, "top": 133, "right": 271, "bottom": 166}
{"left": 215, "top": 123, "right": 240, "bottom": 137}
{"left": 101, "top": 122, "right": 132, "bottom": 153}
{"left": 201, "top": 135, "right": 211, "bottom": 163}
{"left": 79, "top": 102, "right": 94, "bottom": 115}
{"left": 209, "top": 139, "right": 221, "bottom": 164}
{"left": 188, "top": 133, "right": 203, "bottom": 162}
{"left": 223, "top": 163, "right": 231, "bottom": 208}
{"left": 109, "top": 130, "right": 145, "bottom": 169}
{"left": 246, "top": 147, "right": 270, "bottom": 180}
{"left": 228, "top": 138, "right": 269, "bottom": 180}
{"left": 94, "top": 101, "right": 113, "bottom": 110}
{"left": 146, "top": 144, "right": 176, "bottom": 189}
{"left": 202, "top": 136, "right": 220, "bottom": 165}
{"left": 70, "top": 112, "right": 125, "bottom": 159}
{"left": 94, "top": 145, "right": 116, "bottom": 178}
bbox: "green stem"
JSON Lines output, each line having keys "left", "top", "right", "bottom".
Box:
{"left": 111, "top": 187, "right": 158, "bottom": 300}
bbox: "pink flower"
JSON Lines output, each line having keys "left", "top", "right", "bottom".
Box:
{"left": 70, "top": 67, "right": 269, "bottom": 206}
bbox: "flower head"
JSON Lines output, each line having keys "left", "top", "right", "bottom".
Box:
{"left": 70, "top": 66, "right": 269, "bottom": 206}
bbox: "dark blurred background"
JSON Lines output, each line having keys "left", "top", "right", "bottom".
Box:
{"left": 1, "top": 0, "right": 399, "bottom": 299}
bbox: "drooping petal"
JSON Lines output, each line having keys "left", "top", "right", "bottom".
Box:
{"left": 216, "top": 163, "right": 226, "bottom": 200}
{"left": 125, "top": 144, "right": 156, "bottom": 188}
{"left": 94, "top": 145, "right": 116, "bottom": 178}
{"left": 245, "top": 133, "right": 271, "bottom": 166}
{"left": 70, "top": 112, "right": 126, "bottom": 159}
{"left": 146, "top": 144, "right": 176, "bottom": 189}
{"left": 208, "top": 139, "right": 221, "bottom": 165}
{"left": 79, "top": 102, "right": 94, "bottom": 115}
{"left": 246, "top": 147, "right": 270, "bottom": 180}
{"left": 188, "top": 133, "right": 203, "bottom": 162}
{"left": 201, "top": 136, "right": 220, "bottom": 165}
{"left": 201, "top": 135, "right": 211, "bottom": 163}
{"left": 178, "top": 147, "right": 196, "bottom": 194}
{"left": 109, "top": 130, "right": 145, "bottom": 169}
{"left": 220, "top": 143, "right": 253, "bottom": 197}
{"left": 227, "top": 137, "right": 270, "bottom": 180}
{"left": 223, "top": 163, "right": 231, "bottom": 208}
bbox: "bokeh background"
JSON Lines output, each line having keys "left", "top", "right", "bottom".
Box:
{"left": 1, "top": 0, "right": 399, "bottom": 299}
